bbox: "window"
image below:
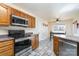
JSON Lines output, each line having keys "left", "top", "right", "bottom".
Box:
{"left": 52, "top": 24, "right": 65, "bottom": 33}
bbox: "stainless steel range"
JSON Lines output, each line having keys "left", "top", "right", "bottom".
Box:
{"left": 8, "top": 30, "right": 33, "bottom": 56}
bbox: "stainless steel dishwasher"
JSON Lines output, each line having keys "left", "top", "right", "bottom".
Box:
{"left": 59, "top": 39, "right": 77, "bottom": 56}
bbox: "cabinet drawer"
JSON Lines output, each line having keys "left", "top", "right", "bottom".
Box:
{"left": 54, "top": 40, "right": 58, "bottom": 44}
{"left": 0, "top": 40, "right": 13, "bottom": 47}
{"left": 0, "top": 44, "right": 13, "bottom": 53}
{"left": 0, "top": 49, "right": 14, "bottom": 56}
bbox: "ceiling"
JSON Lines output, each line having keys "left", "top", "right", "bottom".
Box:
{"left": 11, "top": 3, "right": 79, "bottom": 21}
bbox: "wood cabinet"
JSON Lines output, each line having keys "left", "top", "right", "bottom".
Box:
{"left": 11, "top": 8, "right": 20, "bottom": 16}
{"left": 11, "top": 8, "right": 17, "bottom": 15}
{"left": 0, "top": 4, "right": 36, "bottom": 28}
{"left": 28, "top": 16, "right": 32, "bottom": 28}
{"left": 31, "top": 17, "right": 35, "bottom": 28}
{"left": 0, "top": 4, "right": 10, "bottom": 26}
{"left": 35, "top": 34, "right": 39, "bottom": 48}
{"left": 28, "top": 15, "right": 35, "bottom": 28}
{"left": 32, "top": 34, "right": 39, "bottom": 49}
{"left": 32, "top": 36, "right": 36, "bottom": 49}
{"left": 11, "top": 7, "right": 36, "bottom": 28}
{"left": 53, "top": 36, "right": 59, "bottom": 56}
{"left": 20, "top": 12, "right": 26, "bottom": 18}
{"left": 0, "top": 39, "right": 14, "bottom": 56}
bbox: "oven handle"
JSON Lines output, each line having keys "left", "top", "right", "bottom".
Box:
{"left": 59, "top": 39, "right": 77, "bottom": 47}
{"left": 15, "top": 37, "right": 33, "bottom": 42}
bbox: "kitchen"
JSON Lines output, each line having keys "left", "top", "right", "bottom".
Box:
{"left": 0, "top": 3, "right": 48, "bottom": 56}
{"left": 0, "top": 3, "right": 79, "bottom": 56}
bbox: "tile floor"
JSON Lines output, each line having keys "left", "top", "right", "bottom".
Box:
{"left": 21, "top": 39, "right": 55, "bottom": 56}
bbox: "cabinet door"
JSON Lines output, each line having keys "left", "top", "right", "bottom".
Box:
{"left": 31, "top": 17, "right": 35, "bottom": 28}
{"left": 0, "top": 40, "right": 13, "bottom": 47}
{"left": 16, "top": 10, "right": 20, "bottom": 16}
{"left": 0, "top": 39, "right": 14, "bottom": 56}
{"left": 32, "top": 37, "right": 36, "bottom": 49}
{"left": 20, "top": 12, "right": 26, "bottom": 18}
{"left": 35, "top": 34, "right": 39, "bottom": 48}
{"left": 11, "top": 8, "right": 16, "bottom": 15}
{"left": 28, "top": 16, "right": 32, "bottom": 28}
{"left": 11, "top": 8, "right": 20, "bottom": 16}
{"left": 32, "top": 34, "right": 39, "bottom": 49}
{"left": 0, "top": 4, "right": 10, "bottom": 26}
{"left": 28, "top": 16, "right": 35, "bottom": 28}
{"left": 53, "top": 36, "right": 59, "bottom": 56}
{"left": 0, "top": 48, "right": 14, "bottom": 56}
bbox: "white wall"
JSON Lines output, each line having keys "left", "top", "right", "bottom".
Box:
{"left": 73, "top": 18, "right": 79, "bottom": 36}
{"left": 34, "top": 17, "right": 48, "bottom": 41}
{"left": 48, "top": 19, "right": 74, "bottom": 36}
{"left": 25, "top": 17, "right": 49, "bottom": 41}
{"left": 0, "top": 30, "right": 8, "bottom": 35}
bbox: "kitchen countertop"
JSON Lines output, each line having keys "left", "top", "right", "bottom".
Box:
{"left": 0, "top": 35, "right": 14, "bottom": 41}
{"left": 54, "top": 35, "right": 79, "bottom": 43}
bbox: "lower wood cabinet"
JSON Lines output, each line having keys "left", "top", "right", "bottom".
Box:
{"left": 0, "top": 39, "right": 14, "bottom": 56}
{"left": 53, "top": 36, "right": 59, "bottom": 56}
{"left": 0, "top": 48, "right": 14, "bottom": 56}
{"left": 32, "top": 37, "right": 36, "bottom": 49}
{"left": 35, "top": 34, "right": 39, "bottom": 48}
{"left": 32, "top": 34, "right": 39, "bottom": 49}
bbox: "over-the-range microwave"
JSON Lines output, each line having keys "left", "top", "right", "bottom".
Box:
{"left": 11, "top": 15, "right": 28, "bottom": 27}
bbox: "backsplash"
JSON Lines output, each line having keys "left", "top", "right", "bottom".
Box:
{"left": 0, "top": 30, "right": 8, "bottom": 35}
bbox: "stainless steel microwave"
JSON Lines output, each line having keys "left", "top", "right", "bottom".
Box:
{"left": 11, "top": 15, "right": 28, "bottom": 27}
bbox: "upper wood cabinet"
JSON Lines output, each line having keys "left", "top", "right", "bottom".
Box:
{"left": 0, "top": 4, "right": 36, "bottom": 28}
{"left": 31, "top": 17, "right": 35, "bottom": 28}
{"left": 11, "top": 8, "right": 26, "bottom": 19}
{"left": 11, "top": 8, "right": 20, "bottom": 16}
{"left": 28, "top": 15, "right": 35, "bottom": 28}
{"left": 0, "top": 4, "right": 10, "bottom": 26}
{"left": 11, "top": 8, "right": 36, "bottom": 28}
{"left": 28, "top": 16, "right": 32, "bottom": 28}
{"left": 20, "top": 12, "right": 26, "bottom": 18}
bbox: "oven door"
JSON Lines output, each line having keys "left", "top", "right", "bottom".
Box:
{"left": 15, "top": 39, "right": 31, "bottom": 54}
{"left": 59, "top": 39, "right": 77, "bottom": 56}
